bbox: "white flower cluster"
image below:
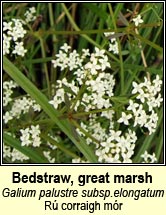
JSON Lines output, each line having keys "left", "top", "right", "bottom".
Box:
{"left": 83, "top": 73, "right": 115, "bottom": 111}
{"left": 50, "top": 44, "right": 136, "bottom": 163}
{"left": 141, "top": 150, "right": 157, "bottom": 163}
{"left": 49, "top": 77, "right": 79, "bottom": 109}
{"left": 52, "top": 43, "right": 88, "bottom": 73}
{"left": 50, "top": 43, "right": 162, "bottom": 163}
{"left": 50, "top": 45, "right": 114, "bottom": 112}
{"left": 3, "top": 80, "right": 41, "bottom": 124}
{"left": 3, "top": 80, "right": 18, "bottom": 107}
{"left": 3, "top": 83, "right": 41, "bottom": 124}
{"left": 20, "top": 125, "right": 41, "bottom": 147}
{"left": 3, "top": 7, "right": 37, "bottom": 56}
{"left": 4, "top": 97, "right": 41, "bottom": 124}
{"left": 3, "top": 18, "right": 27, "bottom": 56}
{"left": 104, "top": 32, "right": 119, "bottom": 55}
{"left": 3, "top": 141, "right": 29, "bottom": 162}
{"left": 3, "top": 79, "right": 41, "bottom": 162}
{"left": 24, "top": 7, "right": 36, "bottom": 23}
{"left": 118, "top": 75, "right": 163, "bottom": 134}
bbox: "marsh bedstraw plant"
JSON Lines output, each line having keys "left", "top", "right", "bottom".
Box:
{"left": 3, "top": 6, "right": 163, "bottom": 163}
{"left": 50, "top": 42, "right": 162, "bottom": 163}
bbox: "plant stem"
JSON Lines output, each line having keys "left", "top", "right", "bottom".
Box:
{"left": 108, "top": 3, "right": 124, "bottom": 94}
{"left": 39, "top": 37, "right": 51, "bottom": 98}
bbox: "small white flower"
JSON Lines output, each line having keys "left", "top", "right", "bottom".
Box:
{"left": 3, "top": 111, "right": 13, "bottom": 124}
{"left": 43, "top": 151, "right": 55, "bottom": 163}
{"left": 108, "top": 41, "right": 119, "bottom": 54}
{"left": 117, "top": 136, "right": 128, "bottom": 152}
{"left": 108, "top": 130, "right": 121, "bottom": 142}
{"left": 32, "top": 136, "right": 41, "bottom": 147}
{"left": 132, "top": 81, "right": 143, "bottom": 94}
{"left": 20, "top": 128, "right": 31, "bottom": 147}
{"left": 11, "top": 148, "right": 29, "bottom": 161}
{"left": 101, "top": 142, "right": 111, "bottom": 153}
{"left": 105, "top": 153, "right": 121, "bottom": 163}
{"left": 149, "top": 153, "right": 157, "bottom": 163}
{"left": 12, "top": 41, "right": 27, "bottom": 56}
{"left": 154, "top": 94, "right": 163, "bottom": 107}
{"left": 85, "top": 58, "right": 101, "bottom": 75}
{"left": 136, "top": 89, "right": 148, "bottom": 103}
{"left": 118, "top": 112, "right": 132, "bottom": 125}
{"left": 94, "top": 47, "right": 105, "bottom": 57}
{"left": 133, "top": 15, "right": 143, "bottom": 26}
{"left": 141, "top": 151, "right": 157, "bottom": 163}
{"left": 99, "top": 55, "right": 111, "bottom": 71}
{"left": 134, "top": 109, "right": 147, "bottom": 127}
{"left": 127, "top": 100, "right": 139, "bottom": 113}
{"left": 122, "top": 153, "right": 132, "bottom": 163}
{"left": 105, "top": 32, "right": 117, "bottom": 43}
{"left": 33, "top": 103, "right": 41, "bottom": 112}
{"left": 144, "top": 112, "right": 157, "bottom": 134}
{"left": 95, "top": 148, "right": 107, "bottom": 162}
{"left": 24, "top": 7, "right": 36, "bottom": 23}
{"left": 8, "top": 20, "right": 26, "bottom": 40}
{"left": 30, "top": 125, "right": 41, "bottom": 138}
{"left": 49, "top": 97, "right": 60, "bottom": 109}
{"left": 82, "top": 49, "right": 90, "bottom": 58}
{"left": 3, "top": 144, "right": 11, "bottom": 158}
{"left": 3, "top": 21, "right": 13, "bottom": 31}
{"left": 126, "top": 129, "right": 137, "bottom": 144}
{"left": 60, "top": 43, "right": 71, "bottom": 52}
{"left": 153, "top": 75, "right": 162, "bottom": 88}
{"left": 49, "top": 88, "right": 65, "bottom": 109}
{"left": 3, "top": 34, "right": 11, "bottom": 55}
{"left": 149, "top": 110, "right": 158, "bottom": 124}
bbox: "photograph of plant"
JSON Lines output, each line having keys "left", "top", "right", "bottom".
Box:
{"left": 3, "top": 2, "right": 163, "bottom": 163}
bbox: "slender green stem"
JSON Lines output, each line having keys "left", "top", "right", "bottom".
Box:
{"left": 41, "top": 133, "right": 79, "bottom": 159}
{"left": 155, "top": 128, "right": 163, "bottom": 162}
{"left": 48, "top": 3, "right": 57, "bottom": 43}
{"left": 72, "top": 107, "right": 114, "bottom": 118}
{"left": 108, "top": 3, "right": 124, "bottom": 94}
{"left": 48, "top": 3, "right": 58, "bottom": 88}
{"left": 36, "top": 23, "right": 161, "bottom": 35}
{"left": 39, "top": 37, "right": 51, "bottom": 98}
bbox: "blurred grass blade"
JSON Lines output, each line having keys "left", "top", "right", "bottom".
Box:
{"left": 118, "top": 11, "right": 129, "bottom": 26}
{"left": 107, "top": 32, "right": 126, "bottom": 40}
